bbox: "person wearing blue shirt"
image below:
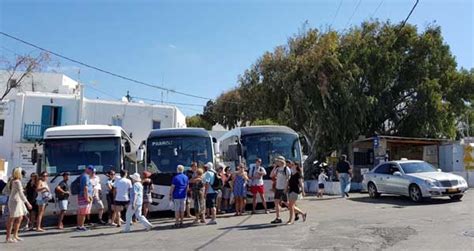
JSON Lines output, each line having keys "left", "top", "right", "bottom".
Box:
{"left": 169, "top": 165, "right": 189, "bottom": 228}
{"left": 123, "top": 173, "right": 152, "bottom": 233}
{"left": 76, "top": 166, "right": 93, "bottom": 231}
{"left": 203, "top": 162, "right": 218, "bottom": 225}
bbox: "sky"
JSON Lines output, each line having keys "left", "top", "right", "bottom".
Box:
{"left": 0, "top": 0, "right": 473, "bottom": 115}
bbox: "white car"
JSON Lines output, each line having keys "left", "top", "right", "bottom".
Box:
{"left": 363, "top": 160, "right": 468, "bottom": 202}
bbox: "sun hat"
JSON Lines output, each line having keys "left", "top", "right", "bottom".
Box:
{"left": 129, "top": 172, "right": 142, "bottom": 182}
{"left": 275, "top": 156, "right": 286, "bottom": 163}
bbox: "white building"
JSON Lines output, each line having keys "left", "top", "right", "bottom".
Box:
{"left": 0, "top": 71, "right": 186, "bottom": 176}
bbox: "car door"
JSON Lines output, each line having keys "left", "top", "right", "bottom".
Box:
{"left": 385, "top": 164, "right": 406, "bottom": 195}
{"left": 372, "top": 163, "right": 391, "bottom": 192}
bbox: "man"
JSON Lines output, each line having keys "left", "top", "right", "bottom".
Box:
{"left": 90, "top": 169, "right": 106, "bottom": 225}
{"left": 203, "top": 162, "right": 218, "bottom": 225}
{"left": 105, "top": 170, "right": 115, "bottom": 224}
{"left": 113, "top": 169, "right": 132, "bottom": 227}
{"left": 270, "top": 156, "right": 291, "bottom": 224}
{"left": 336, "top": 154, "right": 352, "bottom": 198}
{"left": 123, "top": 173, "right": 152, "bottom": 232}
{"left": 216, "top": 164, "right": 225, "bottom": 214}
{"left": 77, "top": 166, "right": 93, "bottom": 231}
{"left": 56, "top": 172, "right": 70, "bottom": 229}
{"left": 169, "top": 165, "right": 189, "bottom": 227}
{"left": 249, "top": 158, "right": 268, "bottom": 214}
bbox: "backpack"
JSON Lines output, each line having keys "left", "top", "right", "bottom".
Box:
{"left": 211, "top": 171, "right": 223, "bottom": 191}
{"left": 70, "top": 176, "right": 82, "bottom": 195}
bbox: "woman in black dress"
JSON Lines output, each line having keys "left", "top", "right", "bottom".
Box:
{"left": 25, "top": 173, "right": 38, "bottom": 231}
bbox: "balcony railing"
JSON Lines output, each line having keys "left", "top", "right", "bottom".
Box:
{"left": 23, "top": 124, "right": 54, "bottom": 141}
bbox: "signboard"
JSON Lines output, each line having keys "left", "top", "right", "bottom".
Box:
{"left": 0, "top": 101, "right": 9, "bottom": 115}
{"left": 464, "top": 144, "right": 474, "bottom": 170}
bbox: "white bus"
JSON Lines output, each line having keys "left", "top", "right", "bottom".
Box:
{"left": 36, "top": 125, "right": 137, "bottom": 216}
{"left": 219, "top": 126, "right": 303, "bottom": 203}
{"left": 145, "top": 128, "right": 216, "bottom": 211}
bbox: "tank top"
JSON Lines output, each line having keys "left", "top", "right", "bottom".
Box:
{"left": 142, "top": 180, "right": 152, "bottom": 195}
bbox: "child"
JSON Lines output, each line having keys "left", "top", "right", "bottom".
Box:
{"left": 190, "top": 168, "right": 206, "bottom": 224}
{"left": 317, "top": 169, "right": 328, "bottom": 198}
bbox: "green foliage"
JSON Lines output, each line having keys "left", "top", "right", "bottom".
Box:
{"left": 186, "top": 115, "right": 213, "bottom": 130}
{"left": 251, "top": 119, "right": 280, "bottom": 126}
{"left": 209, "top": 21, "right": 474, "bottom": 158}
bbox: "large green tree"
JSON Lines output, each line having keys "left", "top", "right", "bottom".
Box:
{"left": 209, "top": 21, "right": 474, "bottom": 163}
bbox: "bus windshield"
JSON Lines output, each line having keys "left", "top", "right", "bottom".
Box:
{"left": 242, "top": 133, "right": 301, "bottom": 167}
{"left": 43, "top": 137, "right": 121, "bottom": 175}
{"left": 148, "top": 136, "right": 213, "bottom": 173}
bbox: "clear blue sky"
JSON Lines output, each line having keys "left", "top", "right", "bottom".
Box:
{"left": 1, "top": 0, "right": 472, "bottom": 115}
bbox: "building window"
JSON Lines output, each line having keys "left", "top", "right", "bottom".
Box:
{"left": 112, "top": 116, "right": 123, "bottom": 127}
{"left": 0, "top": 119, "right": 4, "bottom": 136}
{"left": 152, "top": 120, "right": 161, "bottom": 129}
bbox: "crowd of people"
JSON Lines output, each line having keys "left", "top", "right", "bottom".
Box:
{"left": 0, "top": 154, "right": 356, "bottom": 244}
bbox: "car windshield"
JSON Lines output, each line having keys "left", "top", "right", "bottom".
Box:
{"left": 44, "top": 137, "right": 121, "bottom": 175}
{"left": 241, "top": 133, "right": 301, "bottom": 167}
{"left": 400, "top": 162, "right": 437, "bottom": 174}
{"left": 148, "top": 136, "right": 213, "bottom": 173}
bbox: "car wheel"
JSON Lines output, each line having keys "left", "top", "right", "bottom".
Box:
{"left": 368, "top": 182, "right": 380, "bottom": 198}
{"left": 409, "top": 184, "right": 423, "bottom": 202}
{"left": 449, "top": 195, "right": 463, "bottom": 201}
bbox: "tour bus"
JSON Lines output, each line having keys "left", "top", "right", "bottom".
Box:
{"left": 219, "top": 126, "right": 303, "bottom": 202}
{"left": 145, "top": 128, "right": 216, "bottom": 211}
{"left": 36, "top": 125, "right": 138, "bottom": 216}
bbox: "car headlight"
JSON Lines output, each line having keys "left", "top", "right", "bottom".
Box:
{"left": 459, "top": 179, "right": 467, "bottom": 186}
{"left": 424, "top": 180, "right": 439, "bottom": 187}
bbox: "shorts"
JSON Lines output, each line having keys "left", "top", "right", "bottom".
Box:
{"left": 58, "top": 200, "right": 68, "bottom": 211}
{"left": 274, "top": 189, "right": 287, "bottom": 201}
{"left": 143, "top": 193, "right": 152, "bottom": 204}
{"left": 114, "top": 200, "right": 129, "bottom": 211}
{"left": 77, "top": 197, "right": 92, "bottom": 215}
{"left": 173, "top": 198, "right": 186, "bottom": 212}
{"left": 318, "top": 183, "right": 325, "bottom": 189}
{"left": 222, "top": 187, "right": 232, "bottom": 200}
{"left": 250, "top": 185, "right": 265, "bottom": 195}
{"left": 288, "top": 192, "right": 301, "bottom": 201}
{"left": 36, "top": 198, "right": 47, "bottom": 206}
{"left": 206, "top": 193, "right": 217, "bottom": 209}
{"left": 93, "top": 197, "right": 104, "bottom": 209}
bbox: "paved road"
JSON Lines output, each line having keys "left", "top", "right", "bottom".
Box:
{"left": 1, "top": 191, "right": 473, "bottom": 250}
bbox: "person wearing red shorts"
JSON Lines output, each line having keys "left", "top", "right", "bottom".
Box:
{"left": 249, "top": 158, "right": 268, "bottom": 214}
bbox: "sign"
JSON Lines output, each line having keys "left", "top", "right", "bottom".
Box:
{"left": 373, "top": 136, "right": 380, "bottom": 148}
{"left": 0, "top": 101, "right": 9, "bottom": 115}
{"left": 464, "top": 144, "right": 474, "bottom": 170}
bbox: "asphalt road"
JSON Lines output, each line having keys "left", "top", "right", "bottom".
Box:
{"left": 1, "top": 191, "right": 473, "bottom": 251}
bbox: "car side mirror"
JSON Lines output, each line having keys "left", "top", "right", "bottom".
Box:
{"left": 393, "top": 171, "right": 402, "bottom": 176}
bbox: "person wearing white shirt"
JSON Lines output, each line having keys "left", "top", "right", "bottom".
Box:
{"left": 112, "top": 170, "right": 132, "bottom": 227}
{"left": 248, "top": 158, "right": 268, "bottom": 214}
{"left": 317, "top": 169, "right": 328, "bottom": 198}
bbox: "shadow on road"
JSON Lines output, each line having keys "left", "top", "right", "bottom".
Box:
{"left": 219, "top": 223, "right": 280, "bottom": 231}
{"left": 349, "top": 195, "right": 460, "bottom": 207}
{"left": 305, "top": 197, "right": 341, "bottom": 202}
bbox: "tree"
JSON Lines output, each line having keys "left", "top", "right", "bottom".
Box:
{"left": 0, "top": 52, "right": 51, "bottom": 100}
{"left": 208, "top": 20, "right": 474, "bottom": 165}
{"left": 186, "top": 115, "right": 213, "bottom": 130}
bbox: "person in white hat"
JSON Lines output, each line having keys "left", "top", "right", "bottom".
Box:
{"left": 123, "top": 173, "right": 152, "bottom": 233}
{"left": 270, "top": 156, "right": 291, "bottom": 224}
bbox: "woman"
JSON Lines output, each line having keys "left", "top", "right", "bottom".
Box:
{"left": 287, "top": 163, "right": 307, "bottom": 225}
{"left": 35, "top": 171, "right": 50, "bottom": 232}
{"left": 221, "top": 166, "right": 232, "bottom": 212}
{"left": 105, "top": 170, "right": 115, "bottom": 224}
{"left": 25, "top": 173, "right": 38, "bottom": 231}
{"left": 6, "top": 167, "right": 32, "bottom": 243}
{"left": 190, "top": 168, "right": 206, "bottom": 224}
{"left": 232, "top": 164, "right": 248, "bottom": 216}
{"left": 141, "top": 171, "right": 153, "bottom": 217}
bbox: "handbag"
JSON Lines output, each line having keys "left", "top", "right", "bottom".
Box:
{"left": 0, "top": 195, "right": 8, "bottom": 205}
{"left": 42, "top": 191, "right": 53, "bottom": 202}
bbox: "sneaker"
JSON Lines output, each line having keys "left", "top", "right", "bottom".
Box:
{"left": 345, "top": 192, "right": 350, "bottom": 197}
{"left": 76, "top": 227, "right": 88, "bottom": 232}
{"left": 145, "top": 226, "right": 152, "bottom": 232}
{"left": 207, "top": 220, "right": 217, "bottom": 225}
{"left": 265, "top": 210, "right": 269, "bottom": 214}
{"left": 295, "top": 214, "right": 300, "bottom": 221}
{"left": 271, "top": 218, "right": 282, "bottom": 224}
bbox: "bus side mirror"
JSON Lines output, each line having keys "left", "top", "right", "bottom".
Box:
{"left": 31, "top": 148, "right": 38, "bottom": 165}
{"left": 212, "top": 137, "right": 217, "bottom": 143}
{"left": 136, "top": 148, "right": 145, "bottom": 162}
{"left": 124, "top": 141, "right": 131, "bottom": 153}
